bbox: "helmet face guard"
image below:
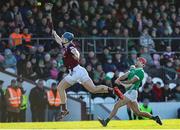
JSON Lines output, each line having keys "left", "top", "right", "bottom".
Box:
{"left": 61, "top": 37, "right": 69, "bottom": 44}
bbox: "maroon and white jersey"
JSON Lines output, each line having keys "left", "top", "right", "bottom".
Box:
{"left": 62, "top": 43, "right": 79, "bottom": 70}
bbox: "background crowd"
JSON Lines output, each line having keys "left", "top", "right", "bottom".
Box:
{"left": 0, "top": 78, "right": 62, "bottom": 122}
{"left": 0, "top": 0, "right": 180, "bottom": 122}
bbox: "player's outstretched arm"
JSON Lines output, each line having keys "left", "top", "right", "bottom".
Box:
{"left": 115, "top": 71, "right": 129, "bottom": 84}
{"left": 121, "top": 76, "right": 139, "bottom": 84}
{"left": 52, "top": 30, "right": 62, "bottom": 46}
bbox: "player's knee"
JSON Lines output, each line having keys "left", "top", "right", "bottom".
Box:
{"left": 89, "top": 88, "right": 97, "bottom": 94}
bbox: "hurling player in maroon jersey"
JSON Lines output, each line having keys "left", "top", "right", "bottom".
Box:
{"left": 52, "top": 30, "right": 123, "bottom": 120}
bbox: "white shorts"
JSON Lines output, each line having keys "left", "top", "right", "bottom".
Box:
{"left": 124, "top": 90, "right": 138, "bottom": 102}
{"left": 64, "top": 65, "right": 91, "bottom": 85}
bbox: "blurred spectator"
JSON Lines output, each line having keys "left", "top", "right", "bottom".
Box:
{"left": 1, "top": 4, "right": 14, "bottom": 23}
{"left": 22, "top": 27, "right": 32, "bottom": 44}
{"left": 0, "top": 32, "right": 6, "bottom": 53}
{"left": 89, "top": 56, "right": 98, "bottom": 69}
{"left": 146, "top": 76, "right": 153, "bottom": 84}
{"left": 0, "top": 20, "right": 6, "bottom": 38}
{"left": 0, "top": 54, "right": 5, "bottom": 70}
{"left": 174, "top": 59, "right": 180, "bottom": 79}
{"left": 139, "top": 82, "right": 154, "bottom": 102}
{"left": 134, "top": 12, "right": 143, "bottom": 34}
{"left": 86, "top": 64, "right": 93, "bottom": 79}
{"left": 140, "top": 28, "right": 155, "bottom": 52}
{"left": 140, "top": 47, "right": 154, "bottom": 66}
{"left": 173, "top": 84, "right": 180, "bottom": 101}
{"left": 0, "top": 80, "right": 6, "bottom": 122}
{"left": 163, "top": 46, "right": 175, "bottom": 62}
{"left": 162, "top": 84, "right": 175, "bottom": 101}
{"left": 47, "top": 83, "right": 60, "bottom": 121}
{"left": 164, "top": 60, "right": 178, "bottom": 83}
{"left": 103, "top": 55, "right": 116, "bottom": 73}
{"left": 57, "top": 21, "right": 66, "bottom": 35}
{"left": 17, "top": 53, "right": 27, "bottom": 76}
{"left": 50, "top": 60, "right": 59, "bottom": 80}
{"left": 24, "top": 61, "right": 37, "bottom": 81}
{"left": 38, "top": 18, "right": 48, "bottom": 35}
{"left": 3, "top": 49, "right": 17, "bottom": 72}
{"left": 14, "top": 49, "right": 21, "bottom": 62}
{"left": 93, "top": 64, "right": 105, "bottom": 85}
{"left": 9, "top": 27, "right": 22, "bottom": 48}
{"left": 114, "top": 51, "right": 127, "bottom": 72}
{"left": 79, "top": 56, "right": 86, "bottom": 67}
{"left": 0, "top": 0, "right": 179, "bottom": 39}
{"left": 29, "top": 79, "right": 47, "bottom": 122}
{"left": 27, "top": 18, "right": 37, "bottom": 34}
{"left": 36, "top": 59, "right": 49, "bottom": 79}
{"left": 5, "top": 79, "right": 22, "bottom": 122}
{"left": 12, "top": 6, "right": 24, "bottom": 28}
{"left": 36, "top": 45, "right": 45, "bottom": 60}
{"left": 98, "top": 47, "right": 110, "bottom": 64}
{"left": 87, "top": 51, "right": 95, "bottom": 63}
{"left": 31, "top": 56, "right": 38, "bottom": 69}
{"left": 70, "top": 12, "right": 87, "bottom": 31}
{"left": 44, "top": 53, "right": 52, "bottom": 71}
{"left": 139, "top": 98, "right": 153, "bottom": 120}
{"left": 0, "top": 0, "right": 179, "bottom": 103}
{"left": 172, "top": 27, "right": 180, "bottom": 51}
{"left": 56, "top": 54, "right": 64, "bottom": 68}
{"left": 152, "top": 82, "right": 163, "bottom": 102}
{"left": 17, "top": 78, "right": 28, "bottom": 122}
{"left": 152, "top": 53, "right": 161, "bottom": 69}
{"left": 127, "top": 49, "right": 137, "bottom": 66}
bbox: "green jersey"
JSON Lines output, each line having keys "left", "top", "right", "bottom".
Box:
{"left": 127, "top": 67, "right": 144, "bottom": 90}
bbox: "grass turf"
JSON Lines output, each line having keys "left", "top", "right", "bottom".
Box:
{"left": 0, "top": 119, "right": 180, "bottom": 129}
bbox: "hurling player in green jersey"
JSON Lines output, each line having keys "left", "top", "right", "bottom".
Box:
{"left": 98, "top": 57, "right": 162, "bottom": 126}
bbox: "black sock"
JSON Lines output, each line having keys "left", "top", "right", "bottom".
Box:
{"left": 151, "top": 116, "right": 156, "bottom": 120}
{"left": 61, "top": 104, "right": 67, "bottom": 111}
{"left": 105, "top": 118, "right": 110, "bottom": 123}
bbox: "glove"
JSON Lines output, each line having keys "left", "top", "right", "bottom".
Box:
{"left": 115, "top": 78, "right": 121, "bottom": 85}
{"left": 119, "top": 81, "right": 132, "bottom": 88}
{"left": 52, "top": 29, "right": 56, "bottom": 36}
{"left": 52, "top": 30, "right": 62, "bottom": 46}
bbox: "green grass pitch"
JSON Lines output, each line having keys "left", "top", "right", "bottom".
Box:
{"left": 0, "top": 119, "right": 180, "bottom": 130}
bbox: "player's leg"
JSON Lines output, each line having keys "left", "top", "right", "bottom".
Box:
{"left": 127, "top": 104, "right": 133, "bottom": 120}
{"left": 129, "top": 101, "right": 162, "bottom": 125}
{"left": 108, "top": 97, "right": 130, "bottom": 119}
{"left": 82, "top": 78, "right": 124, "bottom": 99}
{"left": 56, "top": 79, "right": 71, "bottom": 119}
{"left": 82, "top": 79, "right": 124, "bottom": 99}
{"left": 98, "top": 97, "right": 130, "bottom": 127}
{"left": 57, "top": 79, "right": 71, "bottom": 111}
{"left": 128, "top": 101, "right": 152, "bottom": 118}
{"left": 79, "top": 65, "right": 124, "bottom": 98}
{"left": 82, "top": 79, "right": 109, "bottom": 93}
